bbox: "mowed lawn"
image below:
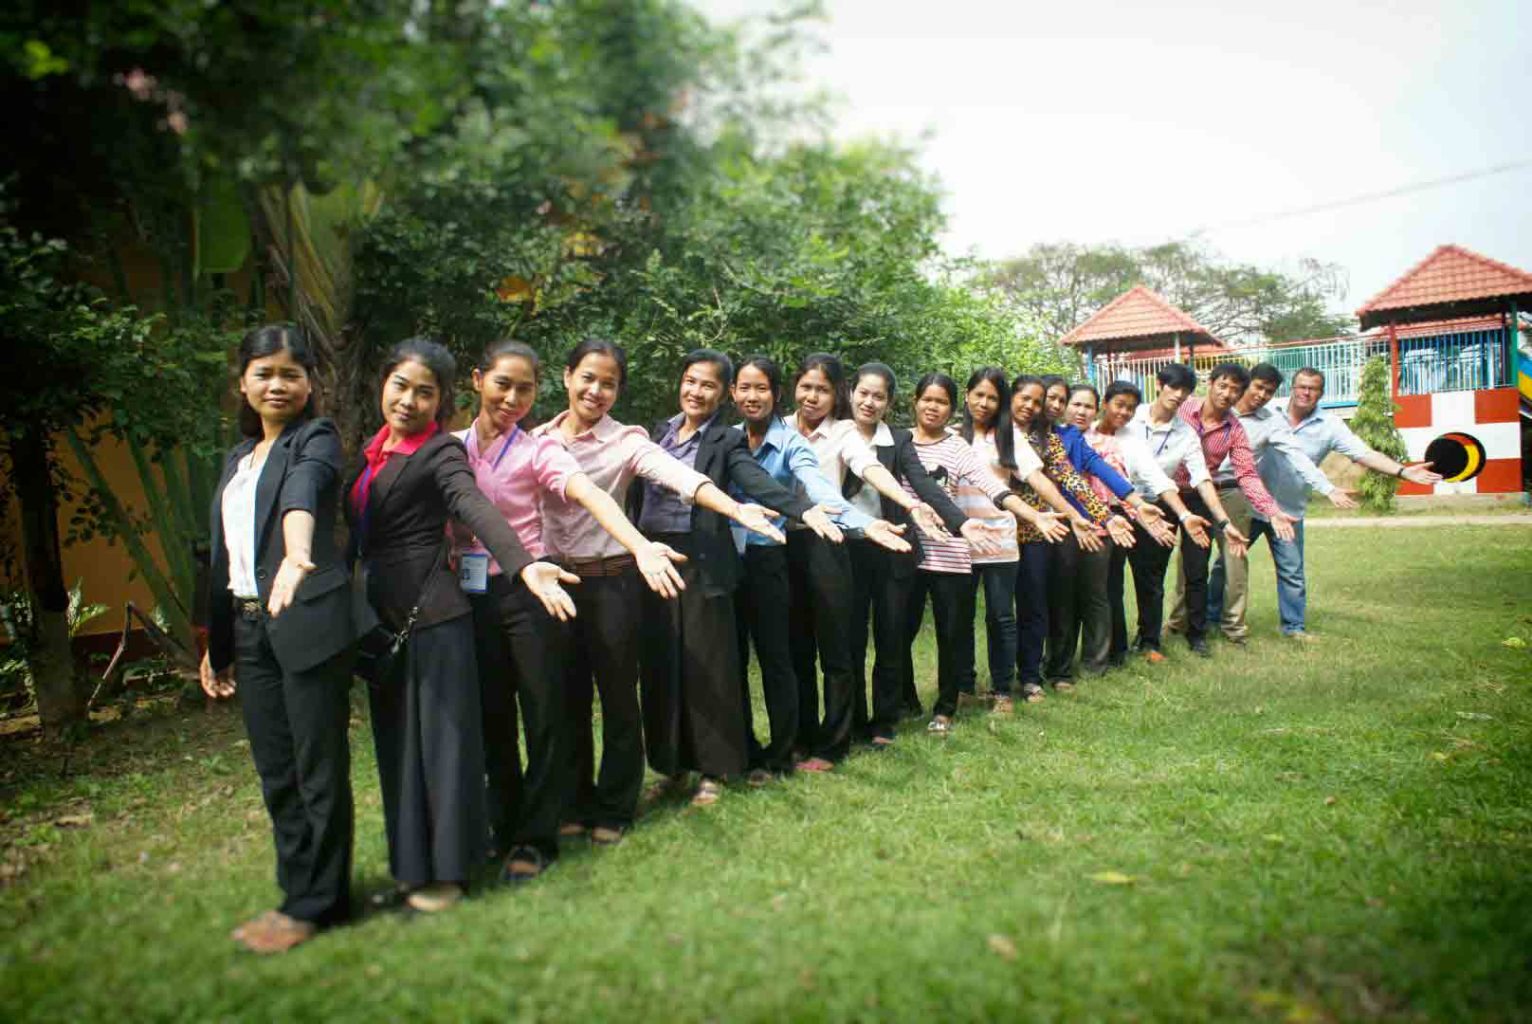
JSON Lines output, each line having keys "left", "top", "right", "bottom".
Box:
{"left": 3, "top": 526, "right": 1530, "bottom": 1022}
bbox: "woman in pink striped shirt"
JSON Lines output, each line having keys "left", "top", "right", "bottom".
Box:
{"left": 900, "top": 373, "right": 1066, "bottom": 734}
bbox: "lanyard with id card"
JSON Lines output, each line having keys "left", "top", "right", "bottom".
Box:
{"left": 458, "top": 425, "right": 518, "bottom": 595}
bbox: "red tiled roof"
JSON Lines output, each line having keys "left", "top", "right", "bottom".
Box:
{"left": 1059, "top": 285, "right": 1218, "bottom": 347}
{"left": 1356, "top": 244, "right": 1532, "bottom": 317}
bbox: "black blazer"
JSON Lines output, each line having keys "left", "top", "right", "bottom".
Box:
{"left": 344, "top": 431, "right": 532, "bottom": 631}
{"left": 633, "top": 418, "right": 813, "bottom": 596}
{"left": 206, "top": 418, "right": 354, "bottom": 674}
{"left": 842, "top": 426, "right": 969, "bottom": 575}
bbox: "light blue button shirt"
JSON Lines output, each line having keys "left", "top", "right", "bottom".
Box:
{"left": 1255, "top": 403, "right": 1372, "bottom": 520}
{"left": 729, "top": 417, "right": 871, "bottom": 550}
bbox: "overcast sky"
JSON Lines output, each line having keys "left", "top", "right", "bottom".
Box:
{"left": 695, "top": 0, "right": 1532, "bottom": 315}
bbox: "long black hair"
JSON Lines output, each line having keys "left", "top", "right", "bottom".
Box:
{"left": 1009, "top": 373, "right": 1048, "bottom": 453}
{"left": 380, "top": 337, "right": 457, "bottom": 429}
{"left": 735, "top": 354, "right": 785, "bottom": 422}
{"left": 794, "top": 352, "right": 852, "bottom": 421}
{"left": 679, "top": 348, "right": 733, "bottom": 387}
{"left": 236, "top": 323, "right": 320, "bottom": 439}
{"left": 565, "top": 337, "right": 628, "bottom": 392}
{"left": 959, "top": 366, "right": 1016, "bottom": 469}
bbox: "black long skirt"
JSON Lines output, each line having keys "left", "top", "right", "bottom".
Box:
{"left": 368, "top": 614, "right": 486, "bottom": 887}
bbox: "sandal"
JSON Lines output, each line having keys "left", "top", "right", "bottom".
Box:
{"left": 234, "top": 910, "right": 316, "bottom": 954}
{"left": 870, "top": 735, "right": 896, "bottom": 749}
{"left": 558, "top": 821, "right": 588, "bottom": 840}
{"left": 927, "top": 715, "right": 953, "bottom": 735}
{"left": 991, "top": 696, "right": 1014, "bottom": 715}
{"left": 590, "top": 825, "right": 626, "bottom": 846}
{"left": 1022, "top": 684, "right": 1045, "bottom": 704}
{"left": 502, "top": 846, "right": 554, "bottom": 885}
{"left": 795, "top": 756, "right": 834, "bottom": 773}
{"left": 690, "top": 778, "right": 724, "bottom": 807}
{"left": 1054, "top": 681, "right": 1075, "bottom": 693}
{"left": 405, "top": 883, "right": 464, "bottom": 914}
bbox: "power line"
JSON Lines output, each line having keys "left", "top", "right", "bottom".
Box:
{"left": 1192, "top": 158, "right": 1532, "bottom": 234}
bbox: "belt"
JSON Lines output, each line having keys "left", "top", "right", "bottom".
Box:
{"left": 560, "top": 553, "right": 636, "bottom": 578}
{"left": 235, "top": 597, "right": 264, "bottom": 622}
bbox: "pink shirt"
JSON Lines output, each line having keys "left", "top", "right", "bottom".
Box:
{"left": 455, "top": 424, "right": 578, "bottom": 568}
{"left": 1083, "top": 426, "right": 1130, "bottom": 506}
{"left": 531, "top": 411, "right": 710, "bottom": 560}
{"left": 901, "top": 433, "right": 1011, "bottom": 575}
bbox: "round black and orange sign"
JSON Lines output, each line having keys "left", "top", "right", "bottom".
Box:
{"left": 1423, "top": 432, "right": 1486, "bottom": 483}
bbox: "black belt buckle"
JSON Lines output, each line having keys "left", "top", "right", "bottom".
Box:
{"left": 236, "top": 598, "right": 263, "bottom": 622}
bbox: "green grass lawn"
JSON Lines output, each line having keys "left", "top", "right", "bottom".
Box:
{"left": 3, "top": 527, "right": 1530, "bottom": 1022}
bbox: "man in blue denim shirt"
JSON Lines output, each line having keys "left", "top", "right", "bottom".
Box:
{"left": 1216, "top": 365, "right": 1441, "bottom": 640}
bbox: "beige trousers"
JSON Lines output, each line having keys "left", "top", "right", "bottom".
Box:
{"left": 1167, "top": 485, "right": 1254, "bottom": 640}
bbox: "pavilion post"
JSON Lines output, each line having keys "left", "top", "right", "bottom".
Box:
{"left": 1387, "top": 322, "right": 1400, "bottom": 399}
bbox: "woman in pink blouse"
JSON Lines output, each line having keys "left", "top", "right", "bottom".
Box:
{"left": 531, "top": 339, "right": 783, "bottom": 835}
{"left": 459, "top": 340, "right": 695, "bottom": 882}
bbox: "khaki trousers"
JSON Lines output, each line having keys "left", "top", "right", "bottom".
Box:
{"left": 1167, "top": 485, "right": 1254, "bottom": 640}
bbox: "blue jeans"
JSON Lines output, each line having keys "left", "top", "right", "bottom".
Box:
{"left": 1209, "top": 517, "right": 1307, "bottom": 634}
{"left": 969, "top": 561, "right": 1019, "bottom": 695}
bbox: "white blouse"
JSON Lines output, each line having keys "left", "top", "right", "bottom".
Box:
{"left": 221, "top": 453, "right": 262, "bottom": 598}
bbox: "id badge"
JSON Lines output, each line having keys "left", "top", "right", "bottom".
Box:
{"left": 459, "top": 552, "right": 490, "bottom": 594}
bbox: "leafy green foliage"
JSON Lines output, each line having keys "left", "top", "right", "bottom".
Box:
{"left": 982, "top": 240, "right": 1351, "bottom": 345}
{"left": 1350, "top": 356, "right": 1409, "bottom": 512}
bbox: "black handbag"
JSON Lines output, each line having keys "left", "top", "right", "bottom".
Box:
{"left": 352, "top": 540, "right": 448, "bottom": 687}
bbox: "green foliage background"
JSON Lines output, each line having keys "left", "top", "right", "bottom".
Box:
{"left": 1350, "top": 356, "right": 1410, "bottom": 512}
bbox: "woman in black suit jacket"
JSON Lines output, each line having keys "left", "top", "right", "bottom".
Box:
{"left": 632, "top": 349, "right": 841, "bottom": 808}
{"left": 345, "top": 338, "right": 578, "bottom": 914}
{"left": 201, "top": 325, "right": 355, "bottom": 955}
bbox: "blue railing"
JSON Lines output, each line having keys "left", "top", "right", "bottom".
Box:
{"left": 1089, "top": 325, "right": 1516, "bottom": 408}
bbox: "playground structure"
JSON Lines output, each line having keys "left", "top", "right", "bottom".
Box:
{"left": 1073, "top": 245, "right": 1530, "bottom": 497}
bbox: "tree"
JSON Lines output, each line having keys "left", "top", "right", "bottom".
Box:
{"left": 981, "top": 240, "right": 1351, "bottom": 345}
{"left": 1350, "top": 356, "right": 1409, "bottom": 513}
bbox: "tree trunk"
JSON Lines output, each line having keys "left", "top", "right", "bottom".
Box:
{"left": 12, "top": 430, "right": 86, "bottom": 730}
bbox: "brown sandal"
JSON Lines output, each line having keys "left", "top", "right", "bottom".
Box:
{"left": 234, "top": 911, "right": 316, "bottom": 954}
{"left": 690, "top": 778, "right": 723, "bottom": 807}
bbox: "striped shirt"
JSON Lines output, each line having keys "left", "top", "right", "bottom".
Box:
{"left": 1175, "top": 397, "right": 1281, "bottom": 519}
{"left": 901, "top": 433, "right": 1010, "bottom": 575}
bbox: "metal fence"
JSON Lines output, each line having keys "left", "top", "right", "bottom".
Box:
{"left": 1088, "top": 324, "right": 1515, "bottom": 408}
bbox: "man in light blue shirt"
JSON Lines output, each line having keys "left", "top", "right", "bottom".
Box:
{"left": 1213, "top": 365, "right": 1441, "bottom": 640}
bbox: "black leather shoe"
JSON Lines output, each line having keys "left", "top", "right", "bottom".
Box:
{"left": 1189, "top": 637, "right": 1211, "bottom": 658}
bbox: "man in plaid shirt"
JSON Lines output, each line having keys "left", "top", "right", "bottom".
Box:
{"left": 1171, "top": 362, "right": 1299, "bottom": 657}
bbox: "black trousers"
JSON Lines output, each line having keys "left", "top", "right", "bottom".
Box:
{"left": 1014, "top": 541, "right": 1052, "bottom": 687}
{"left": 785, "top": 529, "right": 858, "bottom": 762}
{"left": 1044, "top": 533, "right": 1112, "bottom": 679}
{"left": 736, "top": 544, "right": 798, "bottom": 772}
{"left": 564, "top": 566, "right": 645, "bottom": 830}
{"left": 640, "top": 533, "right": 748, "bottom": 780}
{"left": 1176, "top": 489, "right": 1216, "bottom": 644}
{"left": 1107, "top": 542, "right": 1131, "bottom": 665}
{"left": 1128, "top": 499, "right": 1180, "bottom": 652}
{"left": 470, "top": 574, "right": 571, "bottom": 860}
{"left": 369, "top": 614, "right": 484, "bottom": 887}
{"left": 233, "top": 614, "right": 353, "bottom": 926}
{"left": 905, "top": 569, "right": 975, "bottom": 719}
{"left": 849, "top": 540, "right": 913, "bottom": 741}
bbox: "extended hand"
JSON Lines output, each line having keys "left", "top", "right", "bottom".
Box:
{"left": 1106, "top": 515, "right": 1136, "bottom": 549}
{"left": 199, "top": 650, "right": 235, "bottom": 699}
{"left": 1401, "top": 461, "right": 1443, "bottom": 486}
{"left": 520, "top": 561, "right": 580, "bottom": 622}
{"left": 1135, "top": 502, "right": 1165, "bottom": 525}
{"left": 1269, "top": 512, "right": 1297, "bottom": 543}
{"left": 1326, "top": 488, "right": 1358, "bottom": 510}
{"left": 803, "top": 505, "right": 845, "bottom": 544}
{"left": 1224, "top": 523, "right": 1250, "bottom": 549}
{"left": 960, "top": 518, "right": 1009, "bottom": 556}
{"left": 1071, "top": 518, "right": 1104, "bottom": 553}
{"left": 1033, "top": 510, "right": 1069, "bottom": 544}
{"left": 911, "top": 503, "right": 953, "bottom": 542}
{"left": 735, "top": 504, "right": 785, "bottom": 545}
{"left": 636, "top": 542, "right": 688, "bottom": 599}
{"left": 266, "top": 556, "right": 315, "bottom": 617}
{"left": 866, "top": 520, "right": 912, "bottom": 553}
{"left": 1182, "top": 514, "right": 1211, "bottom": 549}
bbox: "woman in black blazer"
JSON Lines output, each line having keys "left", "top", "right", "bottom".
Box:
{"left": 345, "top": 338, "right": 577, "bottom": 914}
{"left": 201, "top": 325, "right": 355, "bottom": 955}
{"left": 633, "top": 349, "right": 839, "bottom": 807}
